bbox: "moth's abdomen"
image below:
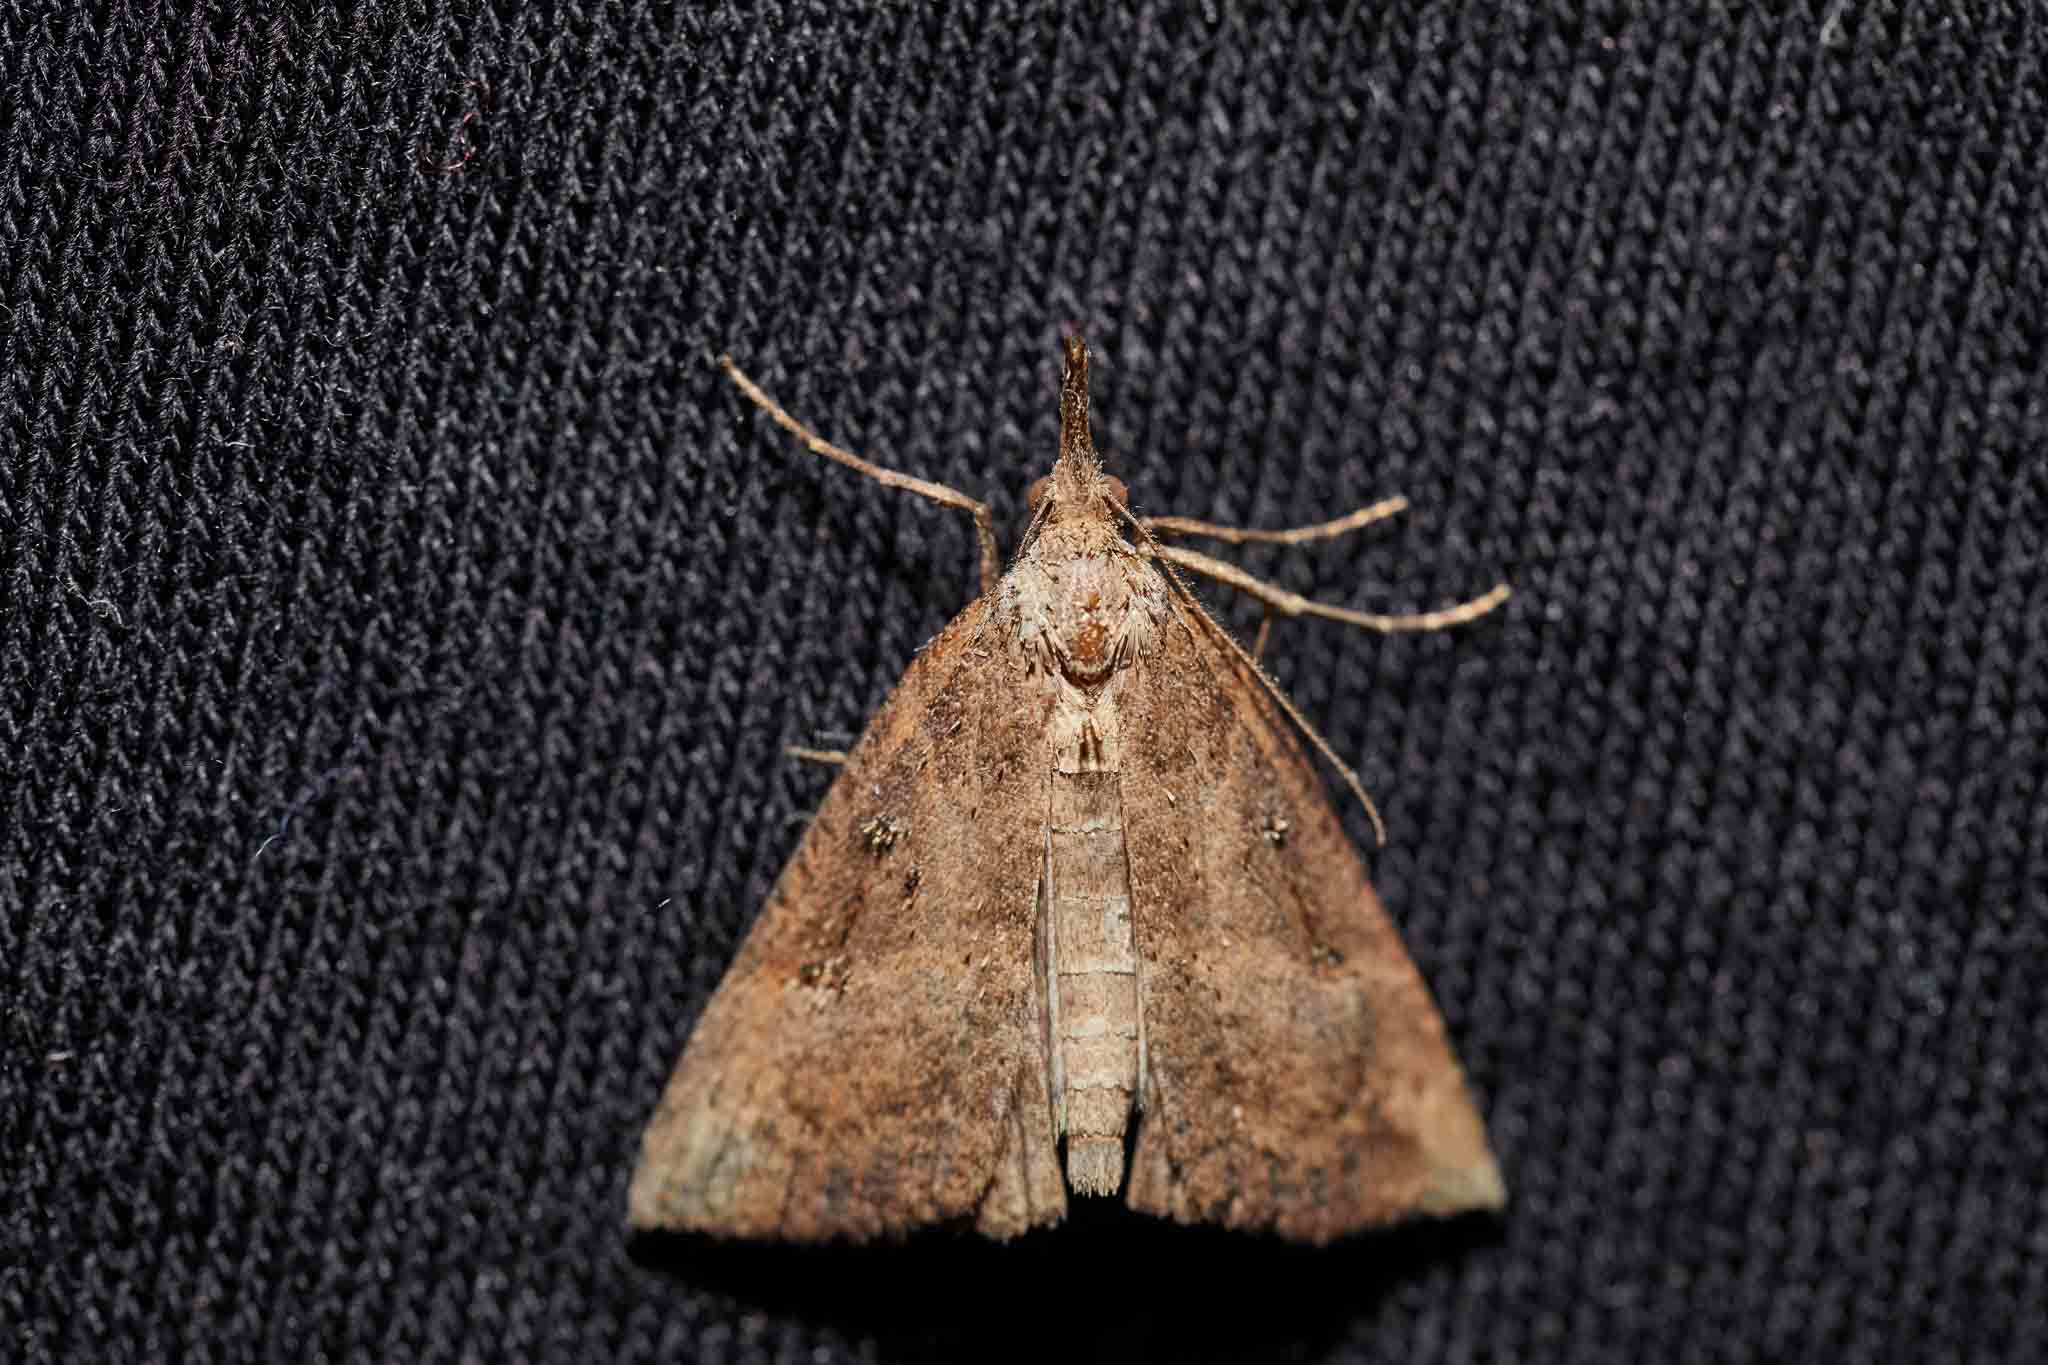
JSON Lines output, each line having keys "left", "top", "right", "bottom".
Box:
{"left": 1043, "top": 767, "right": 1140, "bottom": 1196}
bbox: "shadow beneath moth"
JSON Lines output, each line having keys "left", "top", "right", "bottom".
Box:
{"left": 632, "top": 339, "right": 1509, "bottom": 1243}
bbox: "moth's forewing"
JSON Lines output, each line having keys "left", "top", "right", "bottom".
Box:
{"left": 1121, "top": 585, "right": 1505, "bottom": 1241}
{"left": 630, "top": 598, "right": 1065, "bottom": 1240}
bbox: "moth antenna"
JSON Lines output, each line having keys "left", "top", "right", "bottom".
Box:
{"left": 1111, "top": 497, "right": 1390, "bottom": 847}
{"left": 1012, "top": 481, "right": 1059, "bottom": 561}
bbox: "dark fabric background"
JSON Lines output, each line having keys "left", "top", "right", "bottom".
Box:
{"left": 5, "top": 3, "right": 2045, "bottom": 1362}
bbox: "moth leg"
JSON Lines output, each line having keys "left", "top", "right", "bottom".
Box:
{"left": 1151, "top": 542, "right": 1511, "bottom": 635}
{"left": 783, "top": 744, "right": 848, "bottom": 767}
{"left": 1143, "top": 494, "right": 1507, "bottom": 647}
{"left": 719, "top": 356, "right": 1003, "bottom": 594}
{"left": 1141, "top": 495, "right": 1407, "bottom": 547}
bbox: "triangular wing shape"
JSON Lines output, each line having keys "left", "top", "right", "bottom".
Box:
{"left": 630, "top": 600, "right": 1066, "bottom": 1240}
{"left": 1120, "top": 598, "right": 1504, "bottom": 1241}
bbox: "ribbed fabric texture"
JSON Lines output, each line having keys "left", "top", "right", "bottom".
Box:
{"left": 5, "top": 4, "right": 2044, "bottom": 1362}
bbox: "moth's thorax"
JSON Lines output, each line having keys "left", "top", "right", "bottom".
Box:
{"left": 1003, "top": 518, "right": 1166, "bottom": 686}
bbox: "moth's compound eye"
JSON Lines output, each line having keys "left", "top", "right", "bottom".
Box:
{"left": 1103, "top": 476, "right": 1129, "bottom": 507}
{"left": 1027, "top": 475, "right": 1052, "bottom": 510}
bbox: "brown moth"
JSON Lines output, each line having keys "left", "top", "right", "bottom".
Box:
{"left": 630, "top": 339, "right": 1509, "bottom": 1243}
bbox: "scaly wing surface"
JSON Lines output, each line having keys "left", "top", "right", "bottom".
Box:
{"left": 631, "top": 600, "right": 1065, "bottom": 1240}
{"left": 1120, "top": 590, "right": 1504, "bottom": 1241}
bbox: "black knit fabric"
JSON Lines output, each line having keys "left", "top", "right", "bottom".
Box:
{"left": 6, "top": 4, "right": 2045, "bottom": 1362}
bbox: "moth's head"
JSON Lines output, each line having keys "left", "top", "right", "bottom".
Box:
{"left": 1027, "top": 336, "right": 1127, "bottom": 522}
